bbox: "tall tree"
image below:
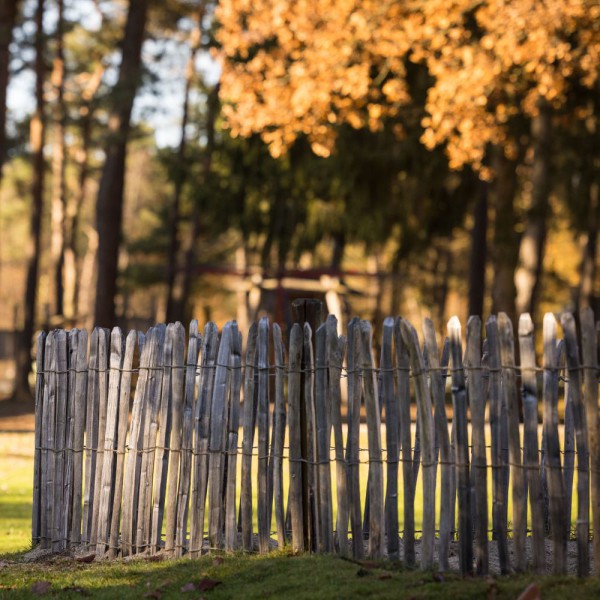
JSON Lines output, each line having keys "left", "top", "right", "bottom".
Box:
{"left": 0, "top": 0, "right": 19, "bottom": 186}
{"left": 165, "top": 1, "right": 206, "bottom": 323}
{"left": 94, "top": 0, "right": 149, "bottom": 327}
{"left": 14, "top": 0, "right": 46, "bottom": 400}
{"left": 50, "top": 0, "right": 66, "bottom": 317}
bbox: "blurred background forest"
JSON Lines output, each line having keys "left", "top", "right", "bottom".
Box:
{"left": 0, "top": 0, "right": 598, "bottom": 399}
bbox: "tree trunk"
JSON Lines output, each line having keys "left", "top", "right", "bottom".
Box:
{"left": 0, "top": 0, "right": 18, "bottom": 185}
{"left": 166, "top": 5, "right": 205, "bottom": 323}
{"left": 577, "top": 181, "right": 599, "bottom": 313}
{"left": 14, "top": 0, "right": 45, "bottom": 400}
{"left": 468, "top": 180, "right": 488, "bottom": 317}
{"left": 515, "top": 101, "right": 552, "bottom": 318}
{"left": 94, "top": 0, "right": 149, "bottom": 327}
{"left": 50, "top": 0, "right": 66, "bottom": 318}
{"left": 491, "top": 146, "right": 519, "bottom": 324}
{"left": 169, "top": 84, "right": 219, "bottom": 323}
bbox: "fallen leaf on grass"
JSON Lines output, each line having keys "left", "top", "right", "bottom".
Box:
{"left": 198, "top": 577, "right": 222, "bottom": 592}
{"left": 378, "top": 573, "right": 392, "bottom": 580}
{"left": 180, "top": 582, "right": 197, "bottom": 592}
{"left": 516, "top": 583, "right": 541, "bottom": 600}
{"left": 432, "top": 573, "right": 444, "bottom": 583}
{"left": 30, "top": 580, "right": 52, "bottom": 595}
{"left": 212, "top": 557, "right": 224, "bottom": 566}
{"left": 76, "top": 553, "right": 96, "bottom": 563}
{"left": 144, "top": 591, "right": 162, "bottom": 599}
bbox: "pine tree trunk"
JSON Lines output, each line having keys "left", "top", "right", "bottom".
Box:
{"left": 0, "top": 0, "right": 18, "bottom": 185}
{"left": 14, "top": 0, "right": 45, "bottom": 400}
{"left": 50, "top": 0, "right": 66, "bottom": 317}
{"left": 577, "top": 181, "right": 598, "bottom": 313}
{"left": 491, "top": 146, "right": 519, "bottom": 324}
{"left": 468, "top": 181, "right": 488, "bottom": 317}
{"left": 515, "top": 101, "right": 552, "bottom": 318}
{"left": 169, "top": 84, "right": 219, "bottom": 323}
{"left": 94, "top": 0, "right": 149, "bottom": 327}
{"left": 166, "top": 7, "right": 204, "bottom": 323}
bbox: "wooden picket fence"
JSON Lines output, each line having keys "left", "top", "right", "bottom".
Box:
{"left": 31, "top": 304, "right": 600, "bottom": 577}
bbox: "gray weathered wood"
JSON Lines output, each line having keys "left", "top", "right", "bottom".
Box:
{"left": 136, "top": 324, "right": 165, "bottom": 554}
{"left": 42, "top": 332, "right": 56, "bottom": 550}
{"left": 53, "top": 330, "right": 68, "bottom": 551}
{"left": 239, "top": 322, "right": 258, "bottom": 552}
{"left": 225, "top": 324, "right": 242, "bottom": 551}
{"left": 175, "top": 320, "right": 200, "bottom": 557}
{"left": 121, "top": 326, "right": 155, "bottom": 556}
{"left": 271, "top": 323, "right": 287, "bottom": 549}
{"left": 381, "top": 318, "right": 398, "bottom": 560}
{"left": 580, "top": 307, "right": 599, "bottom": 574}
{"left": 32, "top": 331, "right": 47, "bottom": 546}
{"left": 327, "top": 316, "right": 348, "bottom": 556}
{"left": 303, "top": 322, "right": 320, "bottom": 551}
{"left": 189, "top": 322, "right": 219, "bottom": 556}
{"left": 498, "top": 313, "right": 527, "bottom": 571}
{"left": 257, "top": 318, "right": 271, "bottom": 553}
{"left": 485, "top": 317, "right": 509, "bottom": 573}
{"left": 560, "top": 338, "right": 575, "bottom": 539}
{"left": 542, "top": 313, "right": 567, "bottom": 574}
{"left": 164, "top": 322, "right": 186, "bottom": 555}
{"left": 96, "top": 328, "right": 124, "bottom": 555}
{"left": 90, "top": 328, "right": 109, "bottom": 549}
{"left": 108, "top": 330, "right": 136, "bottom": 558}
{"left": 394, "top": 318, "right": 415, "bottom": 566}
{"left": 346, "top": 318, "right": 364, "bottom": 559}
{"left": 561, "top": 312, "right": 590, "bottom": 577}
{"left": 465, "top": 317, "right": 488, "bottom": 575}
{"left": 360, "top": 320, "right": 384, "bottom": 558}
{"left": 448, "top": 316, "right": 473, "bottom": 575}
{"left": 518, "top": 314, "right": 545, "bottom": 573}
{"left": 315, "top": 323, "right": 333, "bottom": 553}
{"left": 401, "top": 319, "right": 435, "bottom": 570}
{"left": 287, "top": 323, "right": 304, "bottom": 553}
{"left": 63, "top": 331, "right": 78, "bottom": 548}
{"left": 208, "top": 322, "right": 233, "bottom": 549}
{"left": 422, "top": 319, "right": 452, "bottom": 571}
{"left": 70, "top": 329, "right": 88, "bottom": 546}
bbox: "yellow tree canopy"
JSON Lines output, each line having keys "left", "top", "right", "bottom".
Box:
{"left": 216, "top": 0, "right": 600, "bottom": 170}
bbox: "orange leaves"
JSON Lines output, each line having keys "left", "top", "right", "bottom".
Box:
{"left": 216, "top": 0, "right": 600, "bottom": 167}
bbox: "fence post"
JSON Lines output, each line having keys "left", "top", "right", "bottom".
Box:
{"left": 518, "top": 314, "right": 545, "bottom": 573}
{"left": 485, "top": 317, "right": 509, "bottom": 573}
{"left": 175, "top": 320, "right": 200, "bottom": 557}
{"left": 291, "top": 298, "right": 325, "bottom": 552}
{"left": 580, "top": 307, "right": 599, "bottom": 575}
{"left": 401, "top": 319, "right": 435, "bottom": 570}
{"left": 465, "top": 316, "right": 488, "bottom": 575}
{"left": 448, "top": 316, "right": 473, "bottom": 576}
{"left": 423, "top": 319, "right": 452, "bottom": 571}
{"left": 360, "top": 320, "right": 384, "bottom": 558}
{"left": 225, "top": 323, "right": 242, "bottom": 551}
{"left": 257, "top": 317, "right": 270, "bottom": 553}
{"left": 287, "top": 323, "right": 304, "bottom": 552}
{"left": 239, "top": 322, "right": 257, "bottom": 552}
{"left": 346, "top": 318, "right": 364, "bottom": 559}
{"left": 32, "top": 332, "right": 47, "bottom": 547}
{"left": 542, "top": 313, "right": 567, "bottom": 574}
{"left": 561, "top": 313, "right": 590, "bottom": 577}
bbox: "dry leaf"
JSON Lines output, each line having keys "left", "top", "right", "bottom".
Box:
{"left": 76, "top": 554, "right": 96, "bottom": 563}
{"left": 31, "top": 580, "right": 52, "bottom": 595}
{"left": 197, "top": 577, "right": 222, "bottom": 592}
{"left": 180, "top": 582, "right": 197, "bottom": 592}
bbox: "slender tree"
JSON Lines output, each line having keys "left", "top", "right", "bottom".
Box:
{"left": 14, "top": 0, "right": 46, "bottom": 400}
{"left": 94, "top": 0, "right": 149, "bottom": 327}
{"left": 0, "top": 0, "right": 19, "bottom": 186}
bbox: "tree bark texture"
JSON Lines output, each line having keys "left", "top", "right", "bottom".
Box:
{"left": 15, "top": 0, "right": 45, "bottom": 399}
{"left": 94, "top": 0, "right": 149, "bottom": 327}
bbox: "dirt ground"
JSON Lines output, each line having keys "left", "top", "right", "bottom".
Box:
{"left": 0, "top": 396, "right": 35, "bottom": 432}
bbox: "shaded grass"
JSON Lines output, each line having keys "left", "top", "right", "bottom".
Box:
{"left": 2, "top": 551, "right": 600, "bottom": 599}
